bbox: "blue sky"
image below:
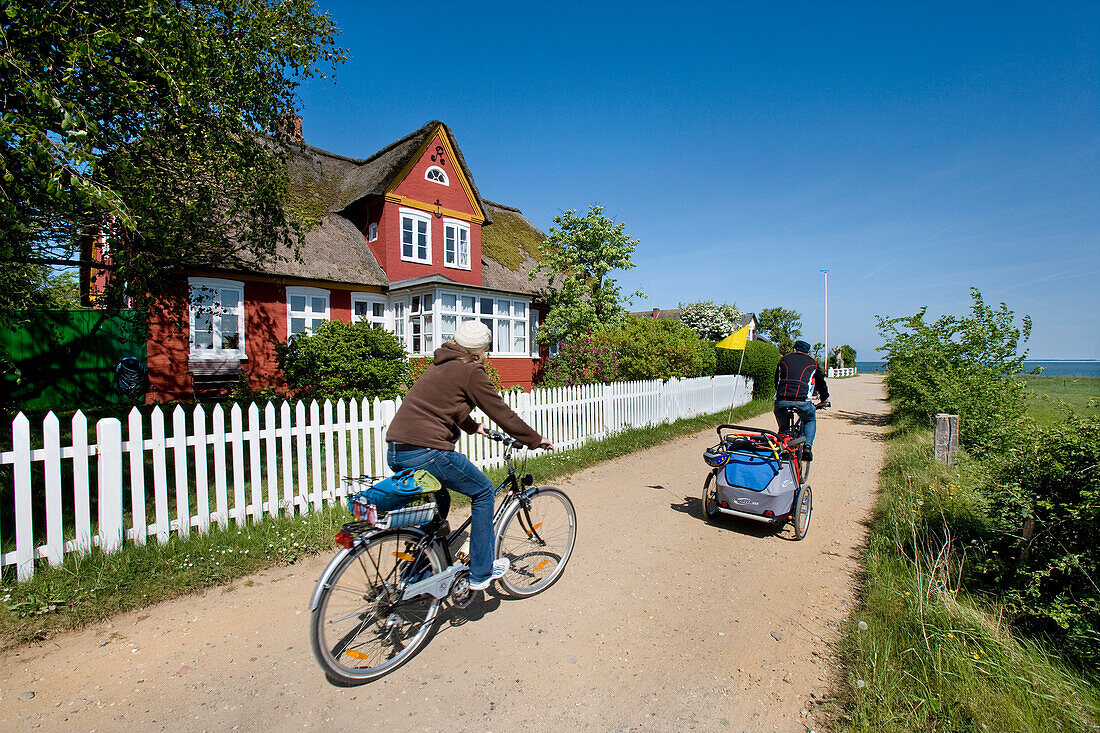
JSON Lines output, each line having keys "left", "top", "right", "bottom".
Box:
{"left": 296, "top": 1, "right": 1098, "bottom": 360}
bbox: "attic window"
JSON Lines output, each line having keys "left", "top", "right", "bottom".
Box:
{"left": 425, "top": 166, "right": 448, "bottom": 185}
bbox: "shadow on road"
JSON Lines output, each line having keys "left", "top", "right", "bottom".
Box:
{"left": 670, "top": 495, "right": 793, "bottom": 539}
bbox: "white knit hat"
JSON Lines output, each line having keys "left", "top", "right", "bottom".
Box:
{"left": 453, "top": 320, "right": 492, "bottom": 350}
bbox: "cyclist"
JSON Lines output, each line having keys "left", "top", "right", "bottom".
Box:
{"left": 774, "top": 339, "right": 829, "bottom": 460}
{"left": 385, "top": 320, "right": 553, "bottom": 591}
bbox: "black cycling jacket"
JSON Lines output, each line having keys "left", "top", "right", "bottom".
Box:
{"left": 774, "top": 352, "right": 829, "bottom": 402}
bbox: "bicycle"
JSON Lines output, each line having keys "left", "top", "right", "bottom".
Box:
{"left": 776, "top": 399, "right": 828, "bottom": 481}
{"left": 308, "top": 430, "right": 577, "bottom": 685}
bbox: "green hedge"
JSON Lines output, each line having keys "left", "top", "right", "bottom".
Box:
{"left": 713, "top": 340, "right": 780, "bottom": 399}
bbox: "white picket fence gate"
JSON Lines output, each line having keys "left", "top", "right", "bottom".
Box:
{"left": 1, "top": 375, "right": 750, "bottom": 581}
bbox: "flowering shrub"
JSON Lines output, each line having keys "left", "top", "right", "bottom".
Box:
{"left": 540, "top": 336, "right": 619, "bottom": 386}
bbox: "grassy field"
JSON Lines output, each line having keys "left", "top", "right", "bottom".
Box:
{"left": 0, "top": 398, "right": 772, "bottom": 649}
{"left": 1020, "top": 375, "right": 1100, "bottom": 424}
{"left": 834, "top": 426, "right": 1100, "bottom": 732}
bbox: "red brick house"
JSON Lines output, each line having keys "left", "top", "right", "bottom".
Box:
{"left": 96, "top": 121, "right": 551, "bottom": 401}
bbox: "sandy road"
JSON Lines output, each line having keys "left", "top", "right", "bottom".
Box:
{"left": 1, "top": 375, "right": 887, "bottom": 732}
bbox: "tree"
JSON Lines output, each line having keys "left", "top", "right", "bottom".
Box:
{"left": 677, "top": 300, "right": 744, "bottom": 341}
{"left": 756, "top": 307, "right": 802, "bottom": 354}
{"left": 827, "top": 344, "right": 857, "bottom": 369}
{"left": 531, "top": 205, "right": 642, "bottom": 344}
{"left": 876, "top": 288, "right": 1031, "bottom": 451}
{"left": 0, "top": 0, "right": 346, "bottom": 318}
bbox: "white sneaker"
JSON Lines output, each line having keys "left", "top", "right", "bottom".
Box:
{"left": 468, "top": 558, "right": 509, "bottom": 591}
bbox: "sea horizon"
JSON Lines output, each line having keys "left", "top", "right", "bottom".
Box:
{"left": 855, "top": 360, "right": 1100, "bottom": 377}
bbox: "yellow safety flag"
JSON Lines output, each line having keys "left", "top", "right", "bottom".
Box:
{"left": 716, "top": 324, "right": 751, "bottom": 350}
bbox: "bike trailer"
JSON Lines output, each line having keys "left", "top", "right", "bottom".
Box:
{"left": 347, "top": 469, "right": 441, "bottom": 527}
{"left": 704, "top": 429, "right": 799, "bottom": 524}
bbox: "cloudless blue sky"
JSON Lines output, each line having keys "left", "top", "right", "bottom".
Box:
{"left": 296, "top": 1, "right": 1098, "bottom": 360}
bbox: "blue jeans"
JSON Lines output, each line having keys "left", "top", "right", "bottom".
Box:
{"left": 774, "top": 400, "right": 817, "bottom": 447}
{"left": 386, "top": 446, "right": 497, "bottom": 584}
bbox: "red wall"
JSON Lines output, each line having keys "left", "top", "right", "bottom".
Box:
{"left": 146, "top": 279, "right": 363, "bottom": 402}
{"left": 146, "top": 283, "right": 191, "bottom": 402}
{"left": 372, "top": 129, "right": 484, "bottom": 287}
{"left": 492, "top": 357, "right": 541, "bottom": 392}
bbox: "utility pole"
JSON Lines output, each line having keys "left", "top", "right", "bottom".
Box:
{"left": 820, "top": 268, "right": 829, "bottom": 368}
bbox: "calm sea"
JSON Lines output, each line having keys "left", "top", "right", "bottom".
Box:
{"left": 855, "top": 361, "right": 1100, "bottom": 377}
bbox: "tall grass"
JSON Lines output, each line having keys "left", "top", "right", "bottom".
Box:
{"left": 836, "top": 428, "right": 1100, "bottom": 732}
{"left": 1, "top": 398, "right": 771, "bottom": 649}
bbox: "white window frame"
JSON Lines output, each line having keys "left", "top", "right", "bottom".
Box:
{"left": 367, "top": 222, "right": 378, "bottom": 242}
{"left": 399, "top": 207, "right": 432, "bottom": 264}
{"left": 351, "top": 293, "right": 387, "bottom": 330}
{"left": 425, "top": 166, "right": 449, "bottom": 185}
{"left": 442, "top": 218, "right": 471, "bottom": 270}
{"left": 439, "top": 290, "right": 530, "bottom": 357}
{"left": 188, "top": 277, "right": 245, "bottom": 359}
{"left": 286, "top": 286, "right": 330, "bottom": 339}
{"left": 405, "top": 292, "right": 434, "bottom": 355}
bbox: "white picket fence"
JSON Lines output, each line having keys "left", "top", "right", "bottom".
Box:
{"left": 1, "top": 375, "right": 750, "bottom": 581}
{"left": 828, "top": 367, "right": 857, "bottom": 378}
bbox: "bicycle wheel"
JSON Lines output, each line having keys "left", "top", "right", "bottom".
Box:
{"left": 310, "top": 529, "right": 444, "bottom": 685}
{"left": 792, "top": 484, "right": 812, "bottom": 540}
{"left": 701, "top": 470, "right": 720, "bottom": 521}
{"left": 494, "top": 487, "right": 576, "bottom": 597}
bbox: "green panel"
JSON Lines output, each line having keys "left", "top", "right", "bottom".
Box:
{"left": 0, "top": 309, "right": 147, "bottom": 410}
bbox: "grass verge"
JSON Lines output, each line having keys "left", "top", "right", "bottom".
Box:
{"left": 0, "top": 397, "right": 771, "bottom": 649}
{"left": 1019, "top": 375, "right": 1100, "bottom": 425}
{"left": 834, "top": 426, "right": 1100, "bottom": 732}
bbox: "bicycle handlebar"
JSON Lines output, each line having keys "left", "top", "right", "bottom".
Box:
{"left": 483, "top": 428, "right": 550, "bottom": 451}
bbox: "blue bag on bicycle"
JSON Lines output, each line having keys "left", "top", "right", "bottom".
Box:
{"left": 348, "top": 469, "right": 441, "bottom": 514}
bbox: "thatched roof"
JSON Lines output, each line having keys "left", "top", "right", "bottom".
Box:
{"left": 480, "top": 201, "right": 551, "bottom": 295}
{"left": 192, "top": 122, "right": 553, "bottom": 293}
{"left": 285, "top": 121, "right": 492, "bottom": 222}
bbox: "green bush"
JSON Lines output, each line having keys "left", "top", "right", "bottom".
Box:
{"left": 971, "top": 414, "right": 1100, "bottom": 668}
{"left": 715, "top": 341, "right": 780, "bottom": 398}
{"left": 877, "top": 288, "right": 1031, "bottom": 452}
{"left": 607, "top": 318, "right": 714, "bottom": 381}
{"left": 275, "top": 320, "right": 408, "bottom": 401}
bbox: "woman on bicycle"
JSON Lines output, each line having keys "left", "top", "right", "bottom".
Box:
{"left": 385, "top": 320, "right": 553, "bottom": 590}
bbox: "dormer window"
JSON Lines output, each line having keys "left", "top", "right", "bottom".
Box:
{"left": 425, "top": 166, "right": 449, "bottom": 185}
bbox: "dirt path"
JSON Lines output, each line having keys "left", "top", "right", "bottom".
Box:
{"left": 1, "top": 375, "right": 887, "bottom": 732}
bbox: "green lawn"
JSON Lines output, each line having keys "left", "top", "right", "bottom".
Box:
{"left": 1020, "top": 375, "right": 1100, "bottom": 424}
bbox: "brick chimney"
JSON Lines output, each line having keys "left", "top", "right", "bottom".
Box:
{"left": 278, "top": 114, "right": 304, "bottom": 143}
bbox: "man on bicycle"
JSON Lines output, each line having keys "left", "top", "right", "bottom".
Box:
{"left": 774, "top": 340, "right": 829, "bottom": 459}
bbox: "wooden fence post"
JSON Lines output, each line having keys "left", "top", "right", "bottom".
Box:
{"left": 934, "top": 414, "right": 959, "bottom": 465}
{"left": 97, "top": 418, "right": 124, "bottom": 553}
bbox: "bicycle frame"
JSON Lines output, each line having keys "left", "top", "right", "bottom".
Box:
{"left": 311, "top": 441, "right": 541, "bottom": 611}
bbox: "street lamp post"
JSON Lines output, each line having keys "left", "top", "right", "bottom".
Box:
{"left": 820, "top": 268, "right": 829, "bottom": 370}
